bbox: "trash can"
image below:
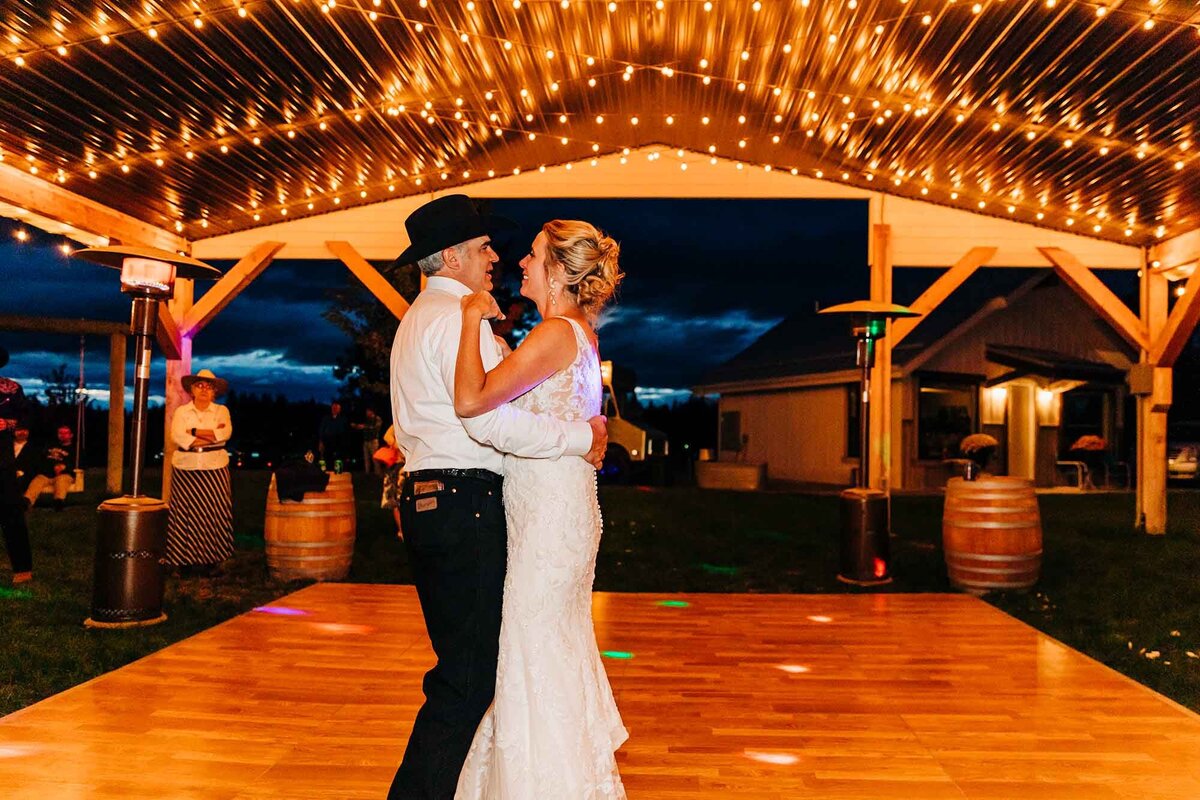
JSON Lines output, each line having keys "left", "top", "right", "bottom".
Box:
{"left": 837, "top": 487, "right": 891, "bottom": 585}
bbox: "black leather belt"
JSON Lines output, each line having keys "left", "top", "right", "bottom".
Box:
{"left": 406, "top": 468, "right": 502, "bottom": 486}
{"left": 187, "top": 445, "right": 226, "bottom": 453}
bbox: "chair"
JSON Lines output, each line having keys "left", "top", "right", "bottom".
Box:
{"left": 1055, "top": 460, "right": 1092, "bottom": 489}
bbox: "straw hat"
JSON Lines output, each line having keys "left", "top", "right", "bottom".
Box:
{"left": 181, "top": 368, "right": 228, "bottom": 396}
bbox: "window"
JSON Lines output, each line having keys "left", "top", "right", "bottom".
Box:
{"left": 917, "top": 377, "right": 978, "bottom": 460}
{"left": 846, "top": 384, "right": 860, "bottom": 458}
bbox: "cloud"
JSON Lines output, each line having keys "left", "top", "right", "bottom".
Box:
{"left": 597, "top": 305, "right": 782, "bottom": 388}
{"left": 2, "top": 346, "right": 336, "bottom": 406}
{"left": 634, "top": 387, "right": 696, "bottom": 407}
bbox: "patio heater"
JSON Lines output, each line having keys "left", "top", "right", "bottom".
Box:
{"left": 819, "top": 300, "right": 921, "bottom": 585}
{"left": 73, "top": 245, "right": 221, "bottom": 628}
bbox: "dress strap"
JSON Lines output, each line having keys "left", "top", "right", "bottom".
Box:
{"left": 551, "top": 315, "right": 593, "bottom": 354}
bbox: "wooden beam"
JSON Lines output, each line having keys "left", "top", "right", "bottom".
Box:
{"left": 1037, "top": 247, "right": 1149, "bottom": 351}
{"left": 890, "top": 246, "right": 997, "bottom": 346}
{"left": 162, "top": 279, "right": 194, "bottom": 503}
{"left": 1136, "top": 270, "right": 1170, "bottom": 536}
{"left": 156, "top": 305, "right": 181, "bottom": 360}
{"left": 326, "top": 241, "right": 410, "bottom": 320}
{"left": 869, "top": 224, "right": 893, "bottom": 491}
{"left": 107, "top": 333, "right": 126, "bottom": 495}
{"left": 1150, "top": 259, "right": 1200, "bottom": 367}
{"left": 1150, "top": 228, "right": 1200, "bottom": 272}
{"left": 0, "top": 162, "right": 186, "bottom": 251}
{"left": 182, "top": 242, "right": 285, "bottom": 337}
{"left": 0, "top": 314, "right": 126, "bottom": 337}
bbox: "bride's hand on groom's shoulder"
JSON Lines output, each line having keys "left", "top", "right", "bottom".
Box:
{"left": 461, "top": 290, "right": 503, "bottom": 321}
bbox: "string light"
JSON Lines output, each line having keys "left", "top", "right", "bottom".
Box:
{"left": 0, "top": 1, "right": 1189, "bottom": 243}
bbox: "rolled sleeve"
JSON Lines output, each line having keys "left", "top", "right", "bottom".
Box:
{"left": 214, "top": 406, "right": 232, "bottom": 444}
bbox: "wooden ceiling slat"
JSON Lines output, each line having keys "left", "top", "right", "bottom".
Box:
{"left": 0, "top": 0, "right": 1194, "bottom": 244}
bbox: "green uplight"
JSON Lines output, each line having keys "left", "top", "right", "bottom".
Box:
{"left": 0, "top": 587, "right": 32, "bottom": 600}
{"left": 601, "top": 650, "right": 634, "bottom": 660}
{"left": 657, "top": 600, "right": 690, "bottom": 608}
{"left": 700, "top": 563, "right": 739, "bottom": 576}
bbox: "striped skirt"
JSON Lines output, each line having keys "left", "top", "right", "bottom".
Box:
{"left": 166, "top": 466, "right": 234, "bottom": 566}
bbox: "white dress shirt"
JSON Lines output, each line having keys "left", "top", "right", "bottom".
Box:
{"left": 390, "top": 275, "right": 592, "bottom": 473}
{"left": 171, "top": 401, "right": 232, "bottom": 470}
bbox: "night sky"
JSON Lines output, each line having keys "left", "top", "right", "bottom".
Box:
{"left": 0, "top": 198, "right": 870, "bottom": 407}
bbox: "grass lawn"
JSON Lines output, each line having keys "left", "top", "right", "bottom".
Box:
{"left": 3, "top": 469, "right": 1199, "bottom": 716}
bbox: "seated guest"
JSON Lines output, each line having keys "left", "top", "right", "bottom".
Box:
{"left": 24, "top": 424, "right": 76, "bottom": 511}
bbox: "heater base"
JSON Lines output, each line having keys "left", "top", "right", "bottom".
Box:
{"left": 838, "top": 488, "right": 892, "bottom": 585}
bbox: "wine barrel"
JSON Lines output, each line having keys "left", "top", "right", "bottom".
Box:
{"left": 265, "top": 472, "right": 356, "bottom": 581}
{"left": 943, "top": 476, "right": 1042, "bottom": 594}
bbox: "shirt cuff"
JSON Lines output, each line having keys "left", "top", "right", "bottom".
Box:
{"left": 565, "top": 421, "right": 593, "bottom": 457}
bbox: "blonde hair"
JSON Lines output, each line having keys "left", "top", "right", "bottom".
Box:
{"left": 542, "top": 219, "right": 623, "bottom": 316}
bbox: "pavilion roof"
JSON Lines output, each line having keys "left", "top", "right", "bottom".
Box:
{"left": 1, "top": 0, "right": 1197, "bottom": 246}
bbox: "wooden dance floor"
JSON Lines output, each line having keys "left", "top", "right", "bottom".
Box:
{"left": 3, "top": 585, "right": 1200, "bottom": 799}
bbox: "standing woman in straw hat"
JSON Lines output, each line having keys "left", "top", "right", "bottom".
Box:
{"left": 167, "top": 368, "right": 234, "bottom": 576}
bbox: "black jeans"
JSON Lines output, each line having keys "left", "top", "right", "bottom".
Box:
{"left": 0, "top": 466, "right": 31, "bottom": 574}
{"left": 388, "top": 472, "right": 506, "bottom": 800}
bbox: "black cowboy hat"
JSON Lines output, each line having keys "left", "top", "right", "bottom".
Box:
{"left": 393, "top": 194, "right": 515, "bottom": 267}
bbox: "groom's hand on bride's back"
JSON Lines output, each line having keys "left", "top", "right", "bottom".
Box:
{"left": 584, "top": 415, "right": 608, "bottom": 469}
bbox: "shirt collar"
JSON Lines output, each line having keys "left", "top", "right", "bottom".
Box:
{"left": 425, "top": 275, "right": 473, "bottom": 298}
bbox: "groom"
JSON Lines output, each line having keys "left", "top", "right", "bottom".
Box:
{"left": 387, "top": 195, "right": 608, "bottom": 799}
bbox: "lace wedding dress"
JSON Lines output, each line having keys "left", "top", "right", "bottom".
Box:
{"left": 456, "top": 317, "right": 628, "bottom": 800}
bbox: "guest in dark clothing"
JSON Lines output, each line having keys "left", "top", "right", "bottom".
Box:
{"left": 353, "top": 407, "right": 384, "bottom": 475}
{"left": 24, "top": 424, "right": 76, "bottom": 511}
{"left": 317, "top": 401, "right": 350, "bottom": 466}
{"left": 12, "top": 424, "right": 39, "bottom": 496}
{"left": 0, "top": 345, "right": 33, "bottom": 584}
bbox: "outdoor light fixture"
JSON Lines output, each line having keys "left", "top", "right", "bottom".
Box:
{"left": 819, "top": 300, "right": 921, "bottom": 585}
{"left": 73, "top": 245, "right": 221, "bottom": 628}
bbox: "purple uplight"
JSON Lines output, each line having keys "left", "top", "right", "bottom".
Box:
{"left": 253, "top": 605, "right": 309, "bottom": 616}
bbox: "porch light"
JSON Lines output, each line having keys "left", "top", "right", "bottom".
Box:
{"left": 982, "top": 385, "right": 1008, "bottom": 425}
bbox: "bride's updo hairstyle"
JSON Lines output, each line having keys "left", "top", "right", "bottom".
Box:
{"left": 542, "top": 219, "right": 623, "bottom": 317}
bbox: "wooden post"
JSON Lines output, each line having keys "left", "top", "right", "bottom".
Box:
{"left": 107, "top": 333, "right": 126, "bottom": 495}
{"left": 1136, "top": 269, "right": 1170, "bottom": 535}
{"left": 162, "top": 279, "right": 194, "bottom": 503}
{"left": 869, "top": 224, "right": 893, "bottom": 491}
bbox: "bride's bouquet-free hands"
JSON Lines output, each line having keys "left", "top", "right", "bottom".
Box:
{"left": 462, "top": 290, "right": 505, "bottom": 322}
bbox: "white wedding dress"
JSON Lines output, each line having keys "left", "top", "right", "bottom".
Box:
{"left": 456, "top": 317, "right": 628, "bottom": 800}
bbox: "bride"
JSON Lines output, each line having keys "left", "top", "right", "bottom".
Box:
{"left": 452, "top": 220, "right": 628, "bottom": 799}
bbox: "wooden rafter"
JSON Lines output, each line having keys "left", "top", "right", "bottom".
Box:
{"left": 1150, "top": 253, "right": 1200, "bottom": 367}
{"left": 0, "top": 162, "right": 185, "bottom": 251}
{"left": 890, "top": 246, "right": 997, "bottom": 346}
{"left": 326, "top": 241, "right": 410, "bottom": 321}
{"left": 1150, "top": 228, "right": 1200, "bottom": 274}
{"left": 1037, "top": 247, "right": 1149, "bottom": 351}
{"left": 156, "top": 305, "right": 181, "bottom": 361}
{"left": 182, "top": 242, "right": 285, "bottom": 337}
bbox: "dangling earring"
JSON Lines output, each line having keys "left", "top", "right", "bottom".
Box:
{"left": 549, "top": 279, "right": 558, "bottom": 308}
